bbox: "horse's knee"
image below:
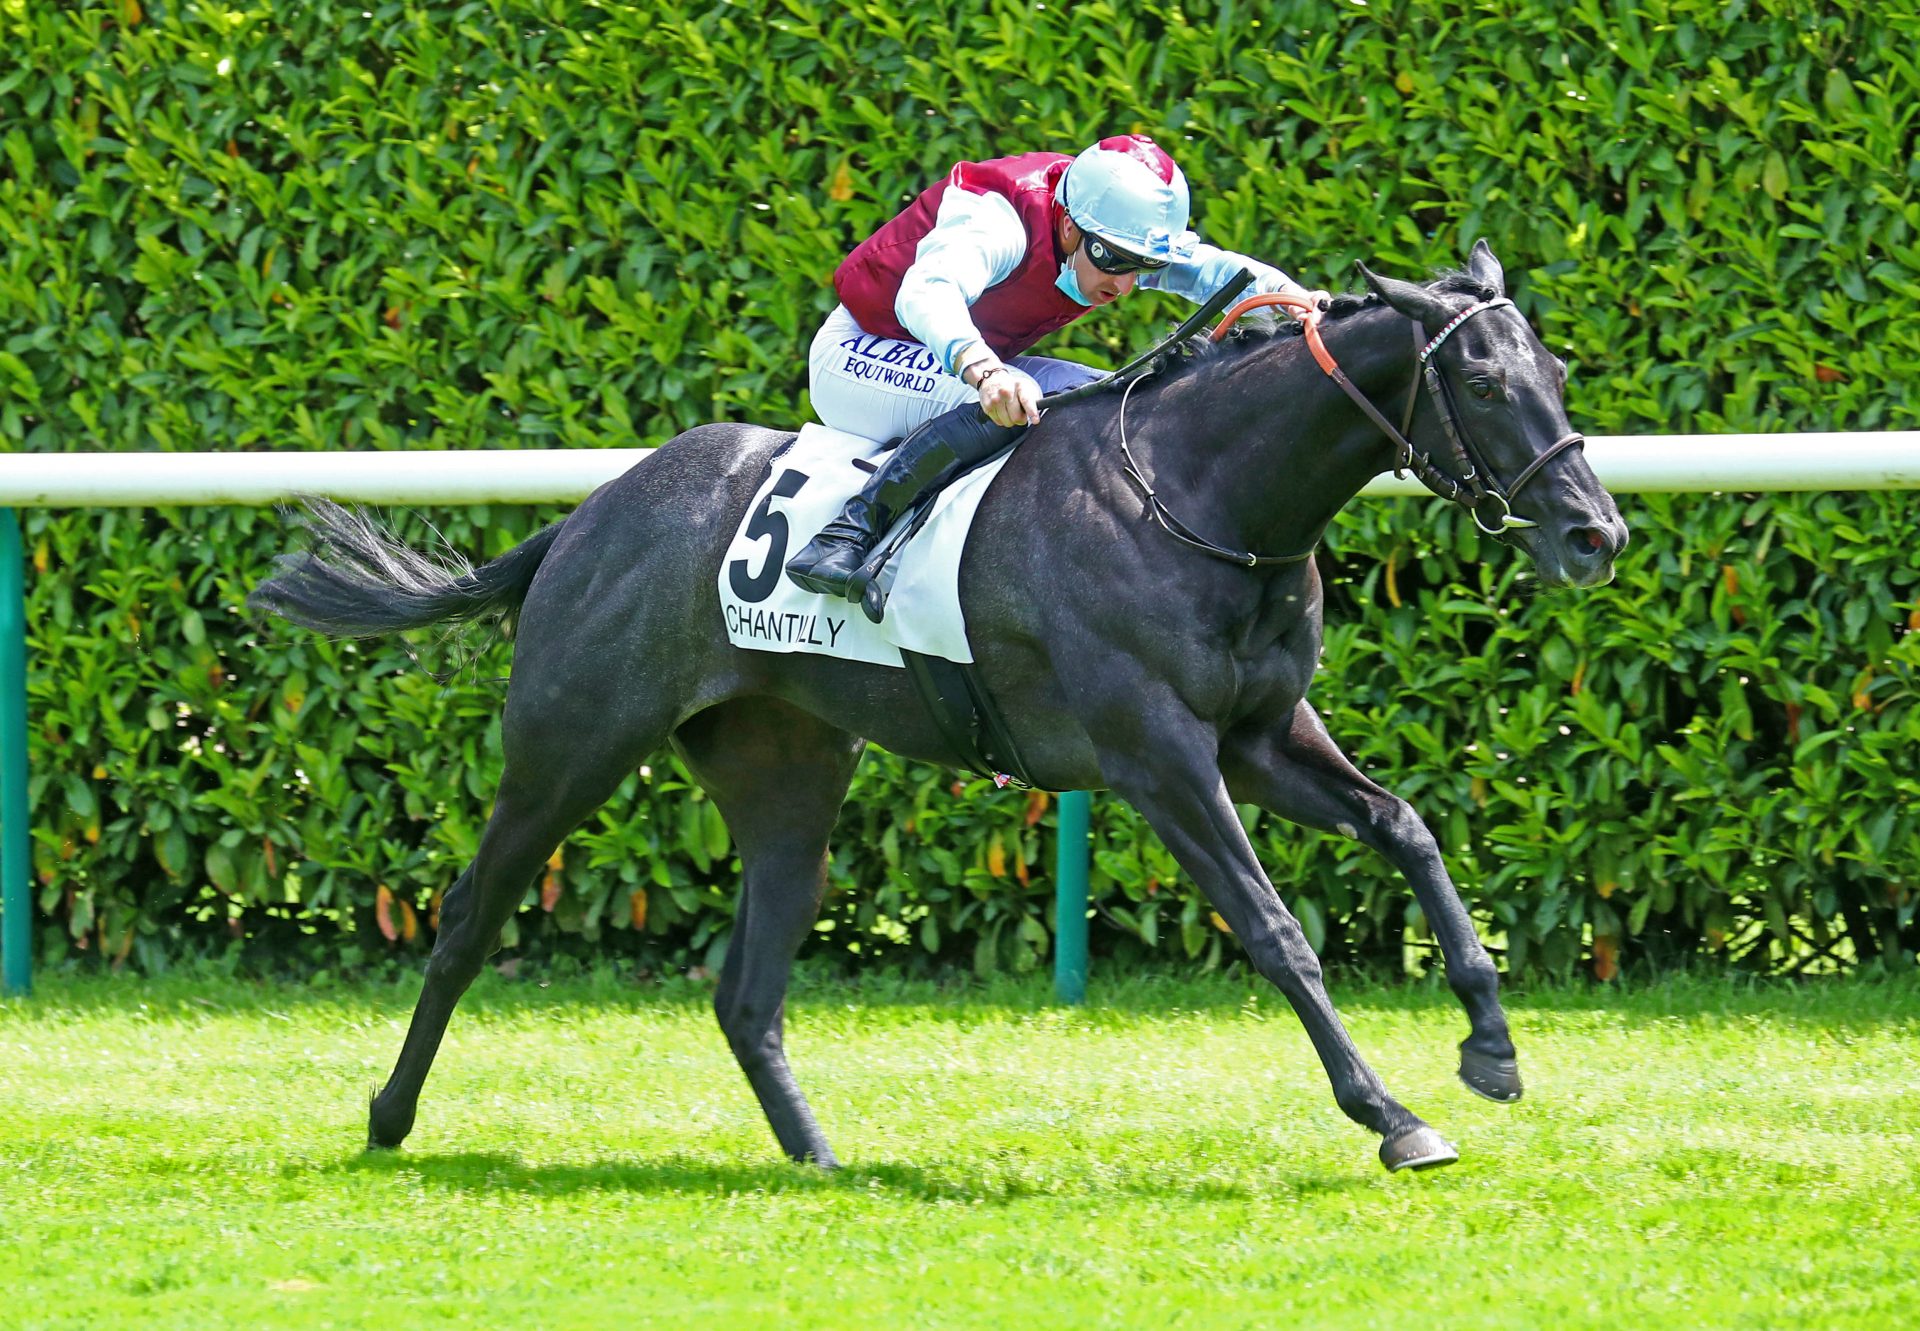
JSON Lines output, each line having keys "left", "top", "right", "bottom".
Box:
{"left": 715, "top": 993, "right": 782, "bottom": 1066}
{"left": 436, "top": 877, "right": 475, "bottom": 935}
{"left": 1275, "top": 955, "right": 1326, "bottom": 1007}
{"left": 1240, "top": 919, "right": 1326, "bottom": 999}
{"left": 423, "top": 926, "right": 491, "bottom": 991}
{"left": 1449, "top": 953, "right": 1501, "bottom": 1007}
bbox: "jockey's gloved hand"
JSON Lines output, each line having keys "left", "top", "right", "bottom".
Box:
{"left": 970, "top": 362, "right": 1043, "bottom": 428}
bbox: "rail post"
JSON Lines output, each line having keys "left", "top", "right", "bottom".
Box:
{"left": 2, "top": 509, "right": 30, "bottom": 996}
{"left": 1053, "top": 790, "right": 1090, "bottom": 1003}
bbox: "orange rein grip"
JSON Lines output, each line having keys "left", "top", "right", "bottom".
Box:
{"left": 1210, "top": 292, "right": 1339, "bottom": 377}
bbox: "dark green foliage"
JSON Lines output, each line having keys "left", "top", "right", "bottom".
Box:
{"left": 2, "top": 0, "right": 1915, "bottom": 976}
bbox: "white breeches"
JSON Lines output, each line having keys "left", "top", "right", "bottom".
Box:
{"left": 807, "top": 304, "right": 1101, "bottom": 442}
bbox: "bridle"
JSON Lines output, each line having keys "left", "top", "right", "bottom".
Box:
{"left": 1103, "top": 283, "right": 1586, "bottom": 570}
{"left": 1212, "top": 290, "right": 1587, "bottom": 540}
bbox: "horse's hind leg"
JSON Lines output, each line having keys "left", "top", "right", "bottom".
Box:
{"left": 670, "top": 697, "right": 864, "bottom": 1167}
{"left": 367, "top": 713, "right": 665, "bottom": 1149}
{"left": 1222, "top": 700, "right": 1521, "bottom": 1103}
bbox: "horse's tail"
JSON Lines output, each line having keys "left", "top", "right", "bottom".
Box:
{"left": 248, "top": 497, "right": 563, "bottom": 641}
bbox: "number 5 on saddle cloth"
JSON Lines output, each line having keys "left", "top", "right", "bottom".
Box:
{"left": 716, "top": 423, "right": 1019, "bottom": 667}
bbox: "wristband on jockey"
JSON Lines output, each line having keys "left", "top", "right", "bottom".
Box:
{"left": 964, "top": 355, "right": 1010, "bottom": 391}
{"left": 949, "top": 339, "right": 995, "bottom": 380}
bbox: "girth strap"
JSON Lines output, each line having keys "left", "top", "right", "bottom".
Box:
{"left": 901, "top": 650, "right": 1041, "bottom": 790}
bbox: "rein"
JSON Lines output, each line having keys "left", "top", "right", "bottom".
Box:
{"left": 1114, "top": 374, "right": 1317, "bottom": 567}
{"left": 1211, "top": 292, "right": 1586, "bottom": 539}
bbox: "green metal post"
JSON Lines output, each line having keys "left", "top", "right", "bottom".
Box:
{"left": 2, "top": 510, "right": 30, "bottom": 996}
{"left": 1054, "top": 789, "right": 1090, "bottom": 1004}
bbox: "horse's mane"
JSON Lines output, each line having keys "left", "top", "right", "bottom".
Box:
{"left": 1143, "top": 268, "right": 1498, "bottom": 383}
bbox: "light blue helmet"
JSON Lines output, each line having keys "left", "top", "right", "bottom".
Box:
{"left": 1060, "top": 135, "right": 1199, "bottom": 264}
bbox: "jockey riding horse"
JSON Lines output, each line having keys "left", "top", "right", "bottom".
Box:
{"left": 784, "top": 135, "right": 1328, "bottom": 597}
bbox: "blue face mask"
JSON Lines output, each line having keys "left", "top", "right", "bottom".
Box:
{"left": 1055, "top": 250, "right": 1092, "bottom": 306}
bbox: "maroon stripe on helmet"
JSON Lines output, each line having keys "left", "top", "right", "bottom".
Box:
{"left": 1094, "top": 134, "right": 1176, "bottom": 184}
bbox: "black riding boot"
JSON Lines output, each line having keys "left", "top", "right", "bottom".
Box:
{"left": 784, "top": 404, "right": 1025, "bottom": 599}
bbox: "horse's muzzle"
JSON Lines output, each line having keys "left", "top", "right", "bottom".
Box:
{"left": 1540, "top": 515, "right": 1628, "bottom": 588}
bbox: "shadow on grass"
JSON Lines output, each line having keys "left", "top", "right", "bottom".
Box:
{"left": 321, "top": 1146, "right": 1367, "bottom": 1205}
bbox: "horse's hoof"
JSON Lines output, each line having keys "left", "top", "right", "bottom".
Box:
{"left": 1459, "top": 1047, "right": 1524, "bottom": 1103}
{"left": 1380, "top": 1125, "right": 1459, "bottom": 1173}
{"left": 367, "top": 1089, "right": 413, "bottom": 1151}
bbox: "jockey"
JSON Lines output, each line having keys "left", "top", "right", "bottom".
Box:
{"left": 784, "top": 134, "right": 1322, "bottom": 598}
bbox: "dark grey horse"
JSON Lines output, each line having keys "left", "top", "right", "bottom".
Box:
{"left": 251, "top": 243, "right": 1626, "bottom": 1173}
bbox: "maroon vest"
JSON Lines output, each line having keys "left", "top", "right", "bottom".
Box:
{"left": 833, "top": 153, "right": 1090, "bottom": 361}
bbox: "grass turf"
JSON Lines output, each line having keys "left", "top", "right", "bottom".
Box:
{"left": 3, "top": 968, "right": 1916, "bottom": 1330}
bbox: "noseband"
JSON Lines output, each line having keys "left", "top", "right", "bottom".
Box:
{"left": 1214, "top": 292, "right": 1586, "bottom": 540}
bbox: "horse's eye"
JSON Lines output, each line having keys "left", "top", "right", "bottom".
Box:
{"left": 1468, "top": 377, "right": 1495, "bottom": 399}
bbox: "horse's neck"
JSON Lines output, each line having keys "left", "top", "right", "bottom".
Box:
{"left": 1176, "top": 306, "right": 1416, "bottom": 557}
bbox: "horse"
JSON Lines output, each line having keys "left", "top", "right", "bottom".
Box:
{"left": 250, "top": 241, "right": 1627, "bottom": 1173}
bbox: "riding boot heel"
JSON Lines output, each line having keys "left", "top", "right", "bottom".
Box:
{"left": 784, "top": 495, "right": 878, "bottom": 598}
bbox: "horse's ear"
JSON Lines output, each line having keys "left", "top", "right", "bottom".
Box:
{"left": 1466, "top": 239, "right": 1505, "bottom": 296}
{"left": 1356, "top": 260, "right": 1455, "bottom": 327}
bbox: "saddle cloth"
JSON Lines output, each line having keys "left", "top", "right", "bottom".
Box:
{"left": 717, "top": 423, "right": 1014, "bottom": 666}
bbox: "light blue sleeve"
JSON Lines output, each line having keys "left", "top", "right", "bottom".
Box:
{"left": 893, "top": 186, "right": 1028, "bottom": 375}
{"left": 1139, "top": 242, "right": 1300, "bottom": 304}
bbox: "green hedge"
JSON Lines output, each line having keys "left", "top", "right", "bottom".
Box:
{"left": 2, "top": 0, "right": 1915, "bottom": 978}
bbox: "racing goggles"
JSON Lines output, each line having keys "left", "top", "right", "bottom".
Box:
{"left": 1084, "top": 235, "right": 1169, "bottom": 276}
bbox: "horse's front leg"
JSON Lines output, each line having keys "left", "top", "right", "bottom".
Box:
{"left": 1221, "top": 699, "right": 1521, "bottom": 1103}
{"left": 1093, "top": 687, "right": 1456, "bottom": 1172}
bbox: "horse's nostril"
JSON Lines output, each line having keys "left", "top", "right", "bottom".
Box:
{"left": 1569, "top": 526, "right": 1611, "bottom": 558}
